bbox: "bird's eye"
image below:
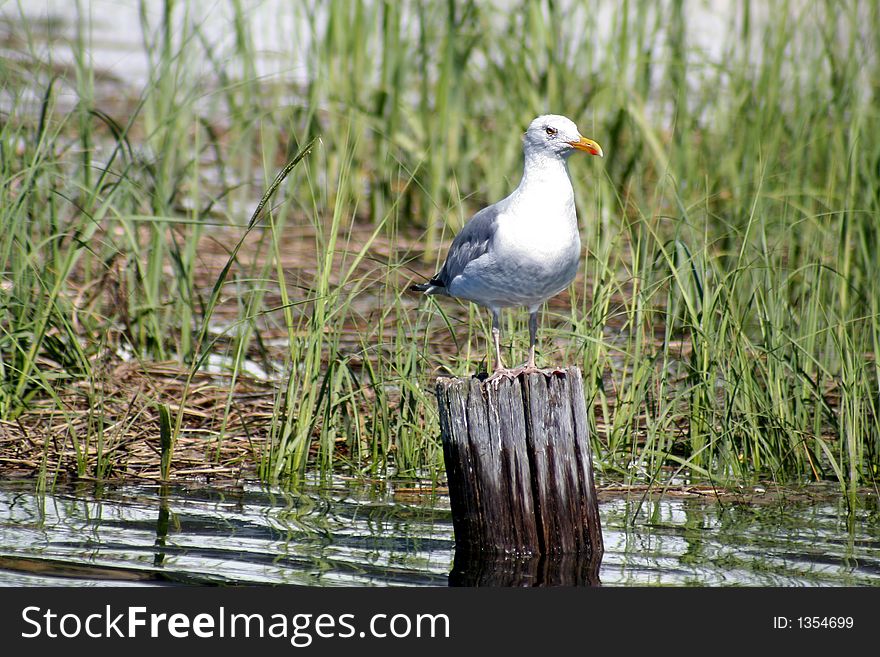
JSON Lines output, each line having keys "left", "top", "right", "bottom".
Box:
{"left": 545, "top": 126, "right": 558, "bottom": 136}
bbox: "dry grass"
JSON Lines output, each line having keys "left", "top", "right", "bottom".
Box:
{"left": 0, "top": 359, "right": 273, "bottom": 481}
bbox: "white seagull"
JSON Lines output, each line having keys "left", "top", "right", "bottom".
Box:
{"left": 412, "top": 114, "right": 603, "bottom": 375}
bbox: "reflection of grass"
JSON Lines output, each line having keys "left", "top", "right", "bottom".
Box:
{"left": 604, "top": 494, "right": 879, "bottom": 585}
{"left": 0, "top": 1, "right": 877, "bottom": 492}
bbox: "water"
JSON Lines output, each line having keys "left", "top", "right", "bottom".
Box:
{"left": 1, "top": 0, "right": 735, "bottom": 93}
{"left": 0, "top": 478, "right": 877, "bottom": 587}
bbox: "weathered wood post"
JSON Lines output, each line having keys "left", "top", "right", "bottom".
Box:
{"left": 436, "top": 367, "right": 603, "bottom": 567}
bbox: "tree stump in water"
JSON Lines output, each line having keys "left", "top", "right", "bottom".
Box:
{"left": 436, "top": 366, "right": 603, "bottom": 561}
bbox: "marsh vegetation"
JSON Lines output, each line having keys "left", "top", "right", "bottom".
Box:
{"left": 1, "top": 1, "right": 878, "bottom": 496}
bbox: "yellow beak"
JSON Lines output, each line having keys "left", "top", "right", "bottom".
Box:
{"left": 568, "top": 135, "right": 604, "bottom": 157}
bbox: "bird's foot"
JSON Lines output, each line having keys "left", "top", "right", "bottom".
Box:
{"left": 510, "top": 361, "right": 568, "bottom": 377}
{"left": 482, "top": 356, "right": 567, "bottom": 383}
{"left": 485, "top": 368, "right": 516, "bottom": 382}
{"left": 517, "top": 359, "right": 542, "bottom": 375}
{"left": 504, "top": 356, "right": 544, "bottom": 376}
{"left": 484, "top": 363, "right": 539, "bottom": 382}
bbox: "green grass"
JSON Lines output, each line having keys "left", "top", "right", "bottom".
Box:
{"left": 0, "top": 0, "right": 878, "bottom": 492}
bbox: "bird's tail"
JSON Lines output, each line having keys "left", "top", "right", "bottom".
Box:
{"left": 410, "top": 280, "right": 445, "bottom": 295}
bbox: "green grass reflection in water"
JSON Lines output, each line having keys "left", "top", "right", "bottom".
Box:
{"left": 0, "top": 480, "right": 877, "bottom": 587}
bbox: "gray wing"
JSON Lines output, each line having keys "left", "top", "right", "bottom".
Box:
{"left": 430, "top": 201, "right": 503, "bottom": 289}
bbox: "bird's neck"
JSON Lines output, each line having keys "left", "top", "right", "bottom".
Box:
{"left": 506, "top": 152, "right": 578, "bottom": 235}
{"left": 516, "top": 152, "right": 573, "bottom": 198}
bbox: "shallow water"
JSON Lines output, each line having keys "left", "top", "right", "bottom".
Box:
{"left": 1, "top": 1, "right": 734, "bottom": 94}
{"left": 0, "top": 479, "right": 877, "bottom": 587}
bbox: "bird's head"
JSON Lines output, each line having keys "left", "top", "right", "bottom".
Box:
{"left": 523, "top": 114, "right": 603, "bottom": 159}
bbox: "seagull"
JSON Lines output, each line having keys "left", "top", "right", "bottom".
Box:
{"left": 412, "top": 114, "right": 603, "bottom": 376}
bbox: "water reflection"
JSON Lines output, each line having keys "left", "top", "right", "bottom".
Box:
{"left": 449, "top": 549, "right": 602, "bottom": 586}
{"left": 602, "top": 494, "right": 880, "bottom": 586}
{"left": 0, "top": 479, "right": 877, "bottom": 587}
{"left": 153, "top": 486, "right": 171, "bottom": 569}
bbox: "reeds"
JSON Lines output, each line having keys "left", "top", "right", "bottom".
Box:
{"left": 0, "top": 0, "right": 877, "bottom": 492}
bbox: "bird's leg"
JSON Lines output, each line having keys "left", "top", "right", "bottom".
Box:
{"left": 526, "top": 309, "right": 539, "bottom": 370}
{"left": 487, "top": 309, "right": 540, "bottom": 382}
{"left": 506, "top": 308, "right": 541, "bottom": 376}
{"left": 485, "top": 309, "right": 518, "bottom": 381}
{"left": 491, "top": 308, "right": 505, "bottom": 372}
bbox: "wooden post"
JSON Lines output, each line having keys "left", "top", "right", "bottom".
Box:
{"left": 448, "top": 549, "right": 602, "bottom": 587}
{"left": 436, "top": 367, "right": 603, "bottom": 562}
